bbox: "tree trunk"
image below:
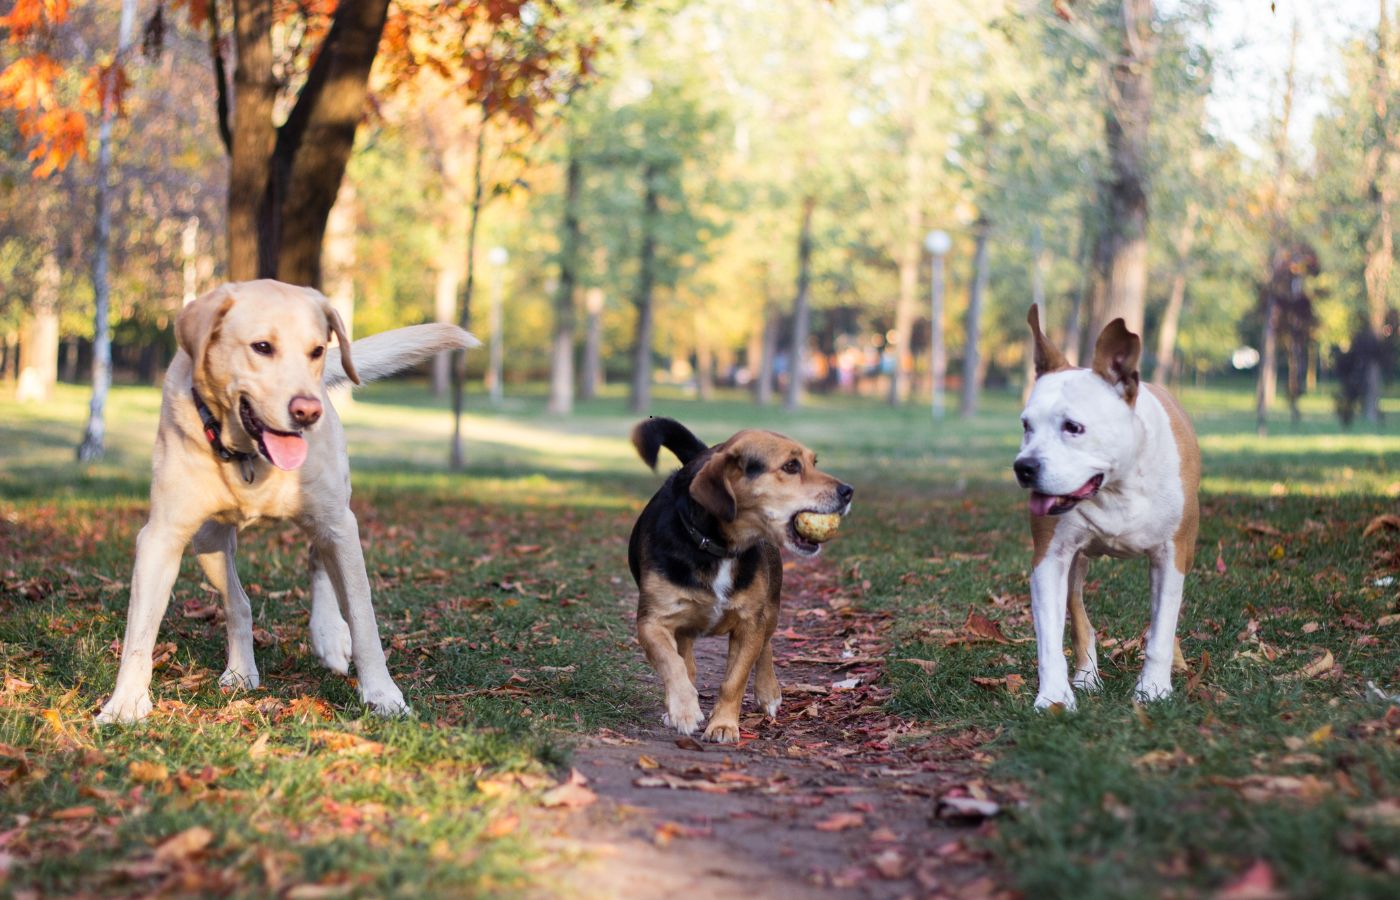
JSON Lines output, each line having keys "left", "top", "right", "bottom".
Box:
{"left": 1255, "top": 281, "right": 1278, "bottom": 435}
{"left": 784, "top": 196, "right": 816, "bottom": 412}
{"left": 1364, "top": 1, "right": 1395, "bottom": 424}
{"left": 450, "top": 108, "right": 488, "bottom": 470}
{"left": 548, "top": 144, "right": 582, "bottom": 415}
{"left": 579, "top": 287, "right": 605, "bottom": 401}
{"left": 930, "top": 248, "right": 948, "bottom": 420}
{"left": 1096, "top": 0, "right": 1154, "bottom": 336}
{"left": 1151, "top": 201, "right": 1199, "bottom": 385}
{"left": 695, "top": 310, "right": 715, "bottom": 401}
{"left": 1064, "top": 208, "right": 1095, "bottom": 367}
{"left": 17, "top": 249, "right": 60, "bottom": 404}
{"left": 1022, "top": 224, "right": 1047, "bottom": 403}
{"left": 226, "top": 0, "right": 390, "bottom": 288}
{"left": 756, "top": 301, "right": 778, "bottom": 406}
{"left": 322, "top": 181, "right": 357, "bottom": 408}
{"left": 76, "top": 0, "right": 137, "bottom": 459}
{"left": 629, "top": 162, "right": 661, "bottom": 416}
{"left": 432, "top": 263, "right": 459, "bottom": 396}
{"left": 960, "top": 218, "right": 990, "bottom": 418}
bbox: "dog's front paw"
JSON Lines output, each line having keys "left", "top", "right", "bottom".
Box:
{"left": 702, "top": 719, "right": 740, "bottom": 743}
{"left": 310, "top": 613, "right": 354, "bottom": 675}
{"left": 757, "top": 692, "right": 781, "bottom": 718}
{"left": 1072, "top": 667, "right": 1103, "bottom": 693}
{"left": 663, "top": 692, "right": 703, "bottom": 735}
{"left": 219, "top": 668, "right": 260, "bottom": 691}
{"left": 96, "top": 691, "right": 154, "bottom": 726}
{"left": 360, "top": 681, "right": 412, "bottom": 718}
{"left": 1133, "top": 677, "right": 1173, "bottom": 703}
{"left": 1034, "top": 685, "right": 1077, "bottom": 712}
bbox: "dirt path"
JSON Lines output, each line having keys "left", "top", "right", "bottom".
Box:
{"left": 534, "top": 561, "right": 1008, "bottom": 899}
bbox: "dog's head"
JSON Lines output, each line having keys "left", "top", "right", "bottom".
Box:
{"left": 1014, "top": 305, "right": 1141, "bottom": 516}
{"left": 176, "top": 280, "right": 358, "bottom": 471}
{"left": 688, "top": 430, "right": 853, "bottom": 557}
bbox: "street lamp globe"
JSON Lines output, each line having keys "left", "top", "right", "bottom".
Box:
{"left": 924, "top": 230, "right": 951, "bottom": 255}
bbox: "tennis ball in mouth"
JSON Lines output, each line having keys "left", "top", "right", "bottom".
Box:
{"left": 794, "top": 511, "right": 842, "bottom": 543}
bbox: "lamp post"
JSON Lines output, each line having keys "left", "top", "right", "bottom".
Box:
{"left": 924, "top": 229, "right": 952, "bottom": 421}
{"left": 487, "top": 246, "right": 508, "bottom": 406}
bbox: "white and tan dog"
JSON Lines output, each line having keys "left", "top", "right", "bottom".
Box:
{"left": 1014, "top": 307, "right": 1200, "bottom": 710}
{"left": 97, "top": 279, "right": 477, "bottom": 725}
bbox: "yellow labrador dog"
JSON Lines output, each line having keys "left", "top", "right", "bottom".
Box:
{"left": 97, "top": 279, "right": 477, "bottom": 724}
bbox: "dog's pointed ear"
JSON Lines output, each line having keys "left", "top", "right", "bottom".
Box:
{"left": 690, "top": 450, "right": 737, "bottom": 523}
{"left": 320, "top": 295, "right": 359, "bottom": 385}
{"left": 176, "top": 286, "right": 236, "bottom": 391}
{"left": 1091, "top": 318, "right": 1141, "bottom": 404}
{"left": 1027, "top": 304, "right": 1068, "bottom": 377}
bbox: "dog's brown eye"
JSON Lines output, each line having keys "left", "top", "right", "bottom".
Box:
{"left": 782, "top": 459, "right": 802, "bottom": 475}
{"left": 310, "top": 346, "right": 325, "bottom": 360}
{"left": 1063, "top": 420, "right": 1085, "bottom": 436}
{"left": 251, "top": 341, "right": 274, "bottom": 357}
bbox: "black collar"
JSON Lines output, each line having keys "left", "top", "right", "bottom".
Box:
{"left": 678, "top": 497, "right": 741, "bottom": 559}
{"left": 192, "top": 388, "right": 258, "bottom": 484}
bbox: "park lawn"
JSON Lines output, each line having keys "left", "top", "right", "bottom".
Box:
{"left": 1, "top": 377, "right": 1399, "bottom": 896}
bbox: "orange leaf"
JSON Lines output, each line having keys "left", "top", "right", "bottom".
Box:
{"left": 814, "top": 811, "right": 865, "bottom": 832}
{"left": 540, "top": 768, "right": 595, "bottom": 809}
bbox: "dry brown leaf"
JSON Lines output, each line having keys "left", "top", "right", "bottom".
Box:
{"left": 153, "top": 825, "right": 213, "bottom": 864}
{"left": 540, "top": 768, "right": 596, "bottom": 809}
{"left": 127, "top": 760, "right": 169, "bottom": 784}
{"left": 483, "top": 813, "right": 520, "bottom": 839}
{"left": 813, "top": 811, "right": 865, "bottom": 832}
{"left": 1363, "top": 514, "right": 1400, "bottom": 538}
{"left": 895, "top": 658, "right": 938, "bottom": 673}
{"left": 1377, "top": 613, "right": 1400, "bottom": 627}
{"left": 308, "top": 730, "right": 385, "bottom": 756}
{"left": 970, "top": 674, "right": 1025, "bottom": 694}
{"left": 636, "top": 754, "right": 660, "bottom": 770}
{"left": 1217, "top": 859, "right": 1280, "bottom": 899}
{"left": 872, "top": 847, "right": 912, "bottom": 879}
{"left": 1275, "top": 650, "right": 1334, "bottom": 681}
{"left": 961, "top": 610, "right": 1019, "bottom": 644}
{"left": 49, "top": 805, "right": 96, "bottom": 820}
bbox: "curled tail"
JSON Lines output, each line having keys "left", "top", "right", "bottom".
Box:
{"left": 631, "top": 417, "right": 709, "bottom": 470}
{"left": 325, "top": 323, "right": 479, "bottom": 389}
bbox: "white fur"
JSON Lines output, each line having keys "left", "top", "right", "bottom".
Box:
{"left": 97, "top": 283, "right": 477, "bottom": 725}
{"left": 1019, "top": 372, "right": 1188, "bottom": 710}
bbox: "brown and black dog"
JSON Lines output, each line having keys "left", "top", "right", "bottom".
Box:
{"left": 628, "top": 418, "right": 852, "bottom": 743}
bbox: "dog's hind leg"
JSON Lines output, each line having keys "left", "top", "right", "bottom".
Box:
{"left": 1067, "top": 553, "right": 1101, "bottom": 693}
{"left": 676, "top": 633, "right": 697, "bottom": 686}
{"left": 192, "top": 521, "right": 260, "bottom": 690}
{"left": 753, "top": 637, "right": 781, "bottom": 717}
{"left": 308, "top": 552, "right": 353, "bottom": 676}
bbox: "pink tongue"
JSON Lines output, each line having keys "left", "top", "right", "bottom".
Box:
{"left": 261, "top": 431, "right": 307, "bottom": 470}
{"left": 1068, "top": 477, "right": 1100, "bottom": 499}
{"left": 1029, "top": 492, "right": 1059, "bottom": 517}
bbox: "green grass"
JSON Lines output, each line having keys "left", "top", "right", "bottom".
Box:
{"left": 2, "top": 377, "right": 1399, "bottom": 896}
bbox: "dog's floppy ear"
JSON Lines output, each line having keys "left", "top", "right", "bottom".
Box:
{"left": 1027, "top": 304, "right": 1068, "bottom": 377}
{"left": 176, "top": 286, "right": 236, "bottom": 387}
{"left": 690, "top": 449, "right": 737, "bottom": 523}
{"left": 319, "top": 295, "right": 360, "bottom": 385}
{"left": 1091, "top": 318, "right": 1141, "bottom": 404}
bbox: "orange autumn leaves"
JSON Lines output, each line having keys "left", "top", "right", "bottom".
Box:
{"left": 0, "top": 0, "right": 128, "bottom": 177}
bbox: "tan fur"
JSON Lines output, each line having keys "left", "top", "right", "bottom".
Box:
{"left": 1091, "top": 319, "right": 1142, "bottom": 406}
{"left": 1145, "top": 383, "right": 1202, "bottom": 574}
{"left": 635, "top": 429, "right": 848, "bottom": 743}
{"left": 1028, "top": 305, "right": 1071, "bottom": 376}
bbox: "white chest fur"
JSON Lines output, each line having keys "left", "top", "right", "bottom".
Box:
{"left": 706, "top": 559, "right": 735, "bottom": 628}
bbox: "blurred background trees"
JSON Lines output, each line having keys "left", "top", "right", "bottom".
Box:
{"left": 4, "top": 0, "right": 1399, "bottom": 434}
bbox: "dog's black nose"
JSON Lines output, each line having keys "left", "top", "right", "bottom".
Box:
{"left": 1013, "top": 458, "right": 1039, "bottom": 487}
{"left": 837, "top": 482, "right": 854, "bottom": 503}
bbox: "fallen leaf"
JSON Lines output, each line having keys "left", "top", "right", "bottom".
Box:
{"left": 49, "top": 805, "right": 96, "bottom": 820}
{"left": 1243, "top": 521, "right": 1281, "bottom": 536}
{"left": 674, "top": 736, "right": 704, "bottom": 752}
{"left": 1363, "top": 514, "right": 1400, "bottom": 538}
{"left": 483, "top": 813, "right": 519, "bottom": 839}
{"left": 961, "top": 609, "right": 1019, "bottom": 644}
{"left": 153, "top": 825, "right": 213, "bottom": 864}
{"left": 813, "top": 811, "right": 865, "bottom": 832}
{"left": 872, "top": 847, "right": 911, "bottom": 879}
{"left": 936, "top": 795, "right": 1001, "bottom": 822}
{"left": 1276, "top": 650, "right": 1334, "bottom": 681}
{"left": 895, "top": 658, "right": 938, "bottom": 673}
{"left": 1348, "top": 799, "right": 1400, "bottom": 827}
{"left": 541, "top": 768, "right": 595, "bottom": 809}
{"left": 1217, "top": 859, "right": 1280, "bottom": 899}
{"left": 831, "top": 677, "right": 862, "bottom": 690}
{"left": 248, "top": 733, "right": 272, "bottom": 759}
{"left": 1377, "top": 613, "right": 1400, "bottom": 627}
{"left": 128, "top": 760, "right": 168, "bottom": 784}
{"left": 971, "top": 674, "right": 1025, "bottom": 694}
{"left": 308, "top": 730, "right": 385, "bottom": 756}
{"left": 637, "top": 754, "right": 660, "bottom": 770}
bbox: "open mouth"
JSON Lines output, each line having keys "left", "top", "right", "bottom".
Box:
{"left": 786, "top": 516, "right": 822, "bottom": 556}
{"left": 239, "top": 397, "right": 308, "bottom": 471}
{"left": 1029, "top": 474, "right": 1103, "bottom": 517}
